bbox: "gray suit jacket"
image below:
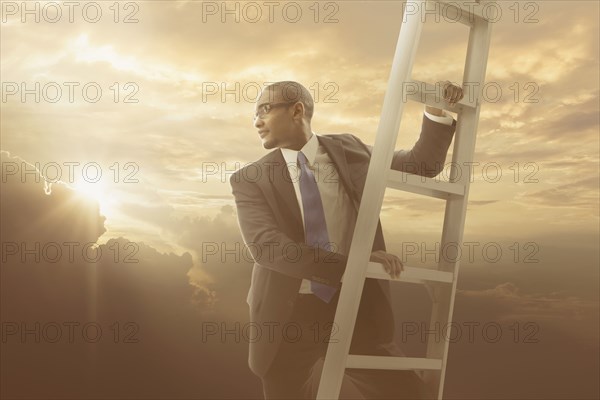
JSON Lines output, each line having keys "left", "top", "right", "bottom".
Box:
{"left": 230, "top": 115, "right": 456, "bottom": 378}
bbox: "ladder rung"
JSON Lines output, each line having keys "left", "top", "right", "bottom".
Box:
{"left": 347, "top": 355, "right": 443, "bottom": 371}
{"left": 404, "top": 80, "right": 476, "bottom": 113}
{"left": 387, "top": 170, "right": 465, "bottom": 199}
{"left": 366, "top": 262, "right": 453, "bottom": 284}
{"left": 428, "top": 0, "right": 490, "bottom": 25}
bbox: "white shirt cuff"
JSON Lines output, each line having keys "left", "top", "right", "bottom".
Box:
{"left": 424, "top": 109, "right": 454, "bottom": 126}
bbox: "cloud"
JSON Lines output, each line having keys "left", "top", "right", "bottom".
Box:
{"left": 0, "top": 150, "right": 106, "bottom": 244}
{"left": 1, "top": 152, "right": 260, "bottom": 399}
{"left": 459, "top": 282, "right": 599, "bottom": 328}
{"left": 446, "top": 280, "right": 600, "bottom": 399}
{"left": 516, "top": 176, "right": 599, "bottom": 211}
{"left": 469, "top": 200, "right": 498, "bottom": 206}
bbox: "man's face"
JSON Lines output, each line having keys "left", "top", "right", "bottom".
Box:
{"left": 253, "top": 89, "right": 297, "bottom": 150}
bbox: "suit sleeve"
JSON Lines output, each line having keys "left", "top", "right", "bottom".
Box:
{"left": 230, "top": 171, "right": 347, "bottom": 287}
{"left": 351, "top": 114, "right": 456, "bottom": 177}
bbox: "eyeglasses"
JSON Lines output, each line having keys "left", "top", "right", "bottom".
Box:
{"left": 253, "top": 101, "right": 296, "bottom": 121}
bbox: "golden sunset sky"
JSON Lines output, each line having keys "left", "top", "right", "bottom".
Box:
{"left": 1, "top": 1, "right": 598, "bottom": 398}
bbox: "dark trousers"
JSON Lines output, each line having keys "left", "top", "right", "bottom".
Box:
{"left": 261, "top": 291, "right": 432, "bottom": 400}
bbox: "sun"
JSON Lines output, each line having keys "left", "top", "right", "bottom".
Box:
{"left": 71, "top": 180, "right": 116, "bottom": 218}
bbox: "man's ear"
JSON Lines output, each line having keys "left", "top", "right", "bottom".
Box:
{"left": 292, "top": 102, "right": 305, "bottom": 121}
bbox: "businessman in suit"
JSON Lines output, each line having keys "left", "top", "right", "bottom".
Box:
{"left": 230, "top": 81, "right": 462, "bottom": 399}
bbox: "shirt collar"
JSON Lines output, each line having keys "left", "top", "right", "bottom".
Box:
{"left": 281, "top": 132, "right": 319, "bottom": 167}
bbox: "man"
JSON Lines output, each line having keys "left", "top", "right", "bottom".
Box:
{"left": 230, "top": 81, "right": 463, "bottom": 399}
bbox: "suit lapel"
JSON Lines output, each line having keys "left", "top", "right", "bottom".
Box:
{"left": 317, "top": 135, "right": 359, "bottom": 209}
{"left": 263, "top": 150, "right": 304, "bottom": 237}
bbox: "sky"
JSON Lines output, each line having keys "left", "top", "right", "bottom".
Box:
{"left": 1, "top": 1, "right": 599, "bottom": 399}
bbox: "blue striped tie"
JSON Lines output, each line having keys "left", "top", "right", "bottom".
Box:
{"left": 297, "top": 150, "right": 338, "bottom": 303}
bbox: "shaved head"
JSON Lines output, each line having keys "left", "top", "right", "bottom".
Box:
{"left": 263, "top": 81, "right": 314, "bottom": 121}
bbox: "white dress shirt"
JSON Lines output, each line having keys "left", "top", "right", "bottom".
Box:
{"left": 281, "top": 110, "right": 453, "bottom": 294}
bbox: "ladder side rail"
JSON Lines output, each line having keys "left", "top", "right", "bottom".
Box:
{"left": 316, "top": 1, "right": 428, "bottom": 398}
{"left": 424, "top": 15, "right": 494, "bottom": 399}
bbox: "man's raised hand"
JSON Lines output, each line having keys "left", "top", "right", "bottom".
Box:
{"left": 439, "top": 80, "right": 464, "bottom": 107}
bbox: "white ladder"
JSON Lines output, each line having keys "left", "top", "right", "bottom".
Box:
{"left": 316, "top": 1, "right": 493, "bottom": 399}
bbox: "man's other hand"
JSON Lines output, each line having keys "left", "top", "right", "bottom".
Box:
{"left": 370, "top": 250, "right": 404, "bottom": 279}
